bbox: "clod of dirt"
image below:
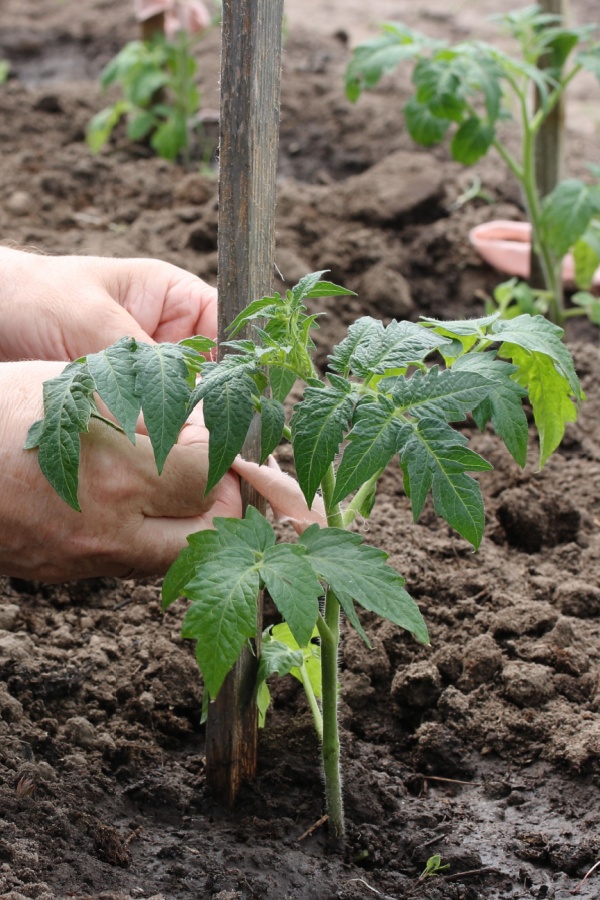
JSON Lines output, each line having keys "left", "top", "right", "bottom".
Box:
{"left": 496, "top": 487, "right": 581, "bottom": 552}
{"left": 0, "top": 685, "right": 23, "bottom": 722}
{"left": 391, "top": 661, "right": 442, "bottom": 710}
{"left": 457, "top": 634, "right": 504, "bottom": 692}
{"left": 502, "top": 661, "right": 555, "bottom": 707}
{"left": 412, "top": 722, "right": 474, "bottom": 777}
{"left": 357, "top": 261, "right": 414, "bottom": 319}
{"left": 558, "top": 578, "right": 600, "bottom": 618}
{"left": 342, "top": 671, "right": 376, "bottom": 710}
{"left": 0, "top": 633, "right": 35, "bottom": 662}
{"left": 91, "top": 824, "right": 132, "bottom": 868}
{"left": 0, "top": 604, "right": 20, "bottom": 631}
{"left": 334, "top": 150, "right": 445, "bottom": 225}
{"left": 490, "top": 600, "right": 558, "bottom": 639}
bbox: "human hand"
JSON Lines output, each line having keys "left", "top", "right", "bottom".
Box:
{"left": 0, "top": 246, "right": 217, "bottom": 362}
{"left": 0, "top": 361, "right": 240, "bottom": 581}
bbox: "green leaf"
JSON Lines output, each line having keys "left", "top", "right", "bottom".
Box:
{"left": 130, "top": 68, "right": 169, "bottom": 106}
{"left": 216, "top": 505, "right": 276, "bottom": 554}
{"left": 459, "top": 50, "right": 503, "bottom": 122}
{"left": 492, "top": 314, "right": 582, "bottom": 400}
{"left": 86, "top": 102, "right": 129, "bottom": 153}
{"left": 383, "top": 365, "right": 495, "bottom": 422}
{"left": 299, "top": 526, "right": 428, "bottom": 644}
{"left": 540, "top": 179, "right": 599, "bottom": 258}
{"left": 182, "top": 550, "right": 259, "bottom": 698}
{"left": 151, "top": 111, "right": 187, "bottom": 161}
{"left": 450, "top": 117, "right": 494, "bottom": 165}
{"left": 257, "top": 635, "right": 304, "bottom": 686}
{"left": 227, "top": 295, "right": 283, "bottom": 336}
{"left": 572, "top": 291, "right": 600, "bottom": 325}
{"left": 419, "top": 311, "right": 500, "bottom": 337}
{"left": 269, "top": 365, "right": 297, "bottom": 403}
{"left": 126, "top": 109, "right": 157, "bottom": 141}
{"left": 24, "top": 419, "right": 45, "bottom": 450}
{"left": 257, "top": 681, "right": 271, "bottom": 728}
{"left": 195, "top": 361, "right": 258, "bottom": 493}
{"left": 179, "top": 336, "right": 216, "bottom": 355}
{"left": 328, "top": 317, "right": 383, "bottom": 376}
{"left": 572, "top": 229, "right": 600, "bottom": 290}
{"left": 404, "top": 96, "right": 450, "bottom": 146}
{"left": 332, "top": 397, "right": 409, "bottom": 504}
{"left": 270, "top": 623, "right": 322, "bottom": 698}
{"left": 86, "top": 338, "right": 141, "bottom": 443}
{"left": 291, "top": 271, "right": 330, "bottom": 305}
{"left": 576, "top": 45, "right": 600, "bottom": 80}
{"left": 414, "top": 57, "right": 466, "bottom": 121}
{"left": 260, "top": 397, "right": 285, "bottom": 464}
{"left": 303, "top": 281, "right": 357, "bottom": 299}
{"left": 28, "top": 364, "right": 97, "bottom": 511}
{"left": 133, "top": 342, "right": 193, "bottom": 473}
{"left": 162, "top": 530, "right": 221, "bottom": 608}
{"left": 345, "top": 27, "right": 424, "bottom": 98}
{"left": 291, "top": 385, "right": 356, "bottom": 506}
{"left": 452, "top": 354, "right": 529, "bottom": 467}
{"left": 260, "top": 545, "right": 322, "bottom": 647}
{"left": 331, "top": 317, "right": 449, "bottom": 379}
{"left": 401, "top": 419, "right": 492, "bottom": 548}
{"left": 504, "top": 344, "right": 578, "bottom": 467}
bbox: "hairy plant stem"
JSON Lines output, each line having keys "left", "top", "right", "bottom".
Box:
{"left": 491, "top": 73, "right": 569, "bottom": 324}
{"left": 319, "top": 463, "right": 345, "bottom": 843}
{"left": 299, "top": 664, "right": 323, "bottom": 740}
{"left": 519, "top": 97, "right": 563, "bottom": 324}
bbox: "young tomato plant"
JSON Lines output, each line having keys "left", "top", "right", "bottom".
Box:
{"left": 25, "top": 273, "right": 581, "bottom": 842}
{"left": 87, "top": 29, "right": 205, "bottom": 164}
{"left": 345, "top": 5, "right": 600, "bottom": 326}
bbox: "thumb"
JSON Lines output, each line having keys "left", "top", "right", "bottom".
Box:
{"left": 70, "top": 293, "right": 156, "bottom": 356}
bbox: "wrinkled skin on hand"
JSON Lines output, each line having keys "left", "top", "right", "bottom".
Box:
{"left": 0, "top": 247, "right": 217, "bottom": 362}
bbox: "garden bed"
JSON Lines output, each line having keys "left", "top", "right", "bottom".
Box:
{"left": 1, "top": 1, "right": 600, "bottom": 898}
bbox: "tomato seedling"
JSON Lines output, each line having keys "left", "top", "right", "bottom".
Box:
{"left": 26, "top": 273, "right": 581, "bottom": 842}
{"left": 87, "top": 29, "right": 205, "bottom": 164}
{"left": 345, "top": 5, "right": 600, "bottom": 326}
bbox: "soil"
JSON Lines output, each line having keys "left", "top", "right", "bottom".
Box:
{"left": 1, "top": 1, "right": 600, "bottom": 898}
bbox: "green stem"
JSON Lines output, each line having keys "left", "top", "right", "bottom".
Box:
{"left": 519, "top": 99, "right": 562, "bottom": 323}
{"left": 530, "top": 67, "right": 581, "bottom": 136}
{"left": 299, "top": 661, "right": 323, "bottom": 741}
{"left": 319, "top": 463, "right": 345, "bottom": 843}
{"left": 342, "top": 466, "right": 385, "bottom": 527}
{"left": 562, "top": 306, "right": 589, "bottom": 320}
{"left": 90, "top": 412, "right": 126, "bottom": 435}
{"left": 320, "top": 586, "right": 343, "bottom": 842}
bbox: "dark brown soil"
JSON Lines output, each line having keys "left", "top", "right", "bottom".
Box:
{"left": 1, "top": 2, "right": 600, "bottom": 898}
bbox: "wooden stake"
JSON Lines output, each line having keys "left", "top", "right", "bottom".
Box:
{"left": 140, "top": 12, "right": 165, "bottom": 41}
{"left": 205, "top": 0, "right": 284, "bottom": 807}
{"left": 530, "top": 0, "right": 568, "bottom": 288}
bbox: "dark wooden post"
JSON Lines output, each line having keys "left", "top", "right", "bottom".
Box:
{"left": 205, "top": 0, "right": 284, "bottom": 807}
{"left": 530, "top": 0, "right": 567, "bottom": 287}
{"left": 140, "top": 12, "right": 165, "bottom": 41}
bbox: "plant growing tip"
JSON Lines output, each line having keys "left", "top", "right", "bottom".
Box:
{"left": 346, "top": 6, "right": 600, "bottom": 327}
{"left": 25, "top": 273, "right": 581, "bottom": 844}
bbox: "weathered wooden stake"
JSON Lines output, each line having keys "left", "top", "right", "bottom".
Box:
{"left": 205, "top": 0, "right": 284, "bottom": 807}
{"left": 530, "top": 0, "right": 568, "bottom": 288}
